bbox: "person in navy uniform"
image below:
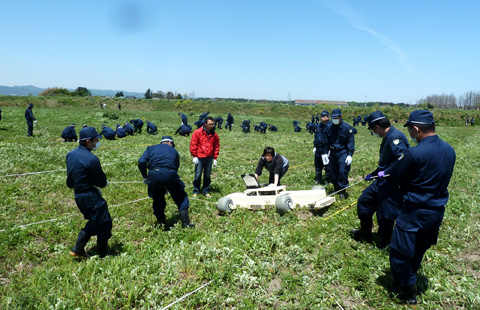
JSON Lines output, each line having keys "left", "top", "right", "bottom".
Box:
{"left": 471, "top": 116, "right": 475, "bottom": 126}
{"left": 146, "top": 120, "right": 157, "bottom": 135}
{"left": 124, "top": 121, "right": 134, "bottom": 135}
{"left": 465, "top": 116, "right": 469, "bottom": 126}
{"left": 198, "top": 111, "right": 210, "bottom": 123}
{"left": 115, "top": 124, "right": 127, "bottom": 138}
{"left": 225, "top": 113, "right": 234, "bottom": 131}
{"left": 178, "top": 112, "right": 188, "bottom": 126}
{"left": 66, "top": 127, "right": 112, "bottom": 258}
{"left": 130, "top": 119, "right": 144, "bottom": 134}
{"left": 100, "top": 124, "right": 116, "bottom": 140}
{"left": 362, "top": 115, "right": 367, "bottom": 126}
{"left": 313, "top": 110, "right": 332, "bottom": 184}
{"left": 25, "top": 103, "right": 37, "bottom": 137}
{"left": 268, "top": 124, "right": 278, "bottom": 132}
{"left": 259, "top": 121, "right": 268, "bottom": 133}
{"left": 0, "top": 106, "right": 2, "bottom": 122}
{"left": 351, "top": 111, "right": 409, "bottom": 248}
{"left": 194, "top": 119, "right": 205, "bottom": 129}
{"left": 320, "top": 109, "right": 355, "bottom": 199}
{"left": 293, "top": 120, "right": 302, "bottom": 132}
{"left": 388, "top": 110, "right": 455, "bottom": 304}
{"left": 214, "top": 117, "right": 224, "bottom": 129}
{"left": 306, "top": 122, "right": 318, "bottom": 134}
{"left": 255, "top": 147, "right": 289, "bottom": 186}
{"left": 138, "top": 135, "right": 194, "bottom": 228}
{"left": 241, "top": 119, "right": 250, "bottom": 133}
{"left": 82, "top": 124, "right": 88, "bottom": 129}
{"left": 61, "top": 124, "right": 78, "bottom": 142}
{"left": 175, "top": 124, "right": 193, "bottom": 136}
{"left": 315, "top": 113, "right": 320, "bottom": 124}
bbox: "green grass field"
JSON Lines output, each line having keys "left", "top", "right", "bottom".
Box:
{"left": 0, "top": 100, "right": 479, "bottom": 309}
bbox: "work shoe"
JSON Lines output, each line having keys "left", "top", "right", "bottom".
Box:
{"left": 179, "top": 209, "right": 195, "bottom": 228}
{"left": 192, "top": 193, "right": 198, "bottom": 199}
{"left": 70, "top": 250, "right": 90, "bottom": 259}
{"left": 398, "top": 284, "right": 417, "bottom": 304}
{"left": 350, "top": 229, "right": 372, "bottom": 243}
{"left": 204, "top": 193, "right": 212, "bottom": 199}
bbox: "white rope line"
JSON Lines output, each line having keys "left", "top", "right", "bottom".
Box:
{"left": 1, "top": 163, "right": 115, "bottom": 178}
{"left": 0, "top": 196, "right": 149, "bottom": 232}
{"left": 161, "top": 279, "right": 215, "bottom": 310}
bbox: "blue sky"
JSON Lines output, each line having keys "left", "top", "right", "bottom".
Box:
{"left": 1, "top": 0, "right": 479, "bottom": 103}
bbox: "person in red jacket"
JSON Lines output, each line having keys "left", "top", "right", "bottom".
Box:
{"left": 190, "top": 117, "right": 220, "bottom": 198}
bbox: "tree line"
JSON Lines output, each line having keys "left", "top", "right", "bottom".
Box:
{"left": 39, "top": 87, "right": 91, "bottom": 97}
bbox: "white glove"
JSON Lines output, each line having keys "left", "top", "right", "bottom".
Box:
{"left": 192, "top": 157, "right": 198, "bottom": 165}
{"left": 321, "top": 154, "right": 329, "bottom": 165}
{"left": 213, "top": 159, "right": 217, "bottom": 167}
{"left": 34, "top": 120, "right": 38, "bottom": 124}
{"left": 143, "top": 178, "right": 149, "bottom": 185}
{"left": 345, "top": 155, "right": 353, "bottom": 166}
{"left": 313, "top": 148, "right": 316, "bottom": 155}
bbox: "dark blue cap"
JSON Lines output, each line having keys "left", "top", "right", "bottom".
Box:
{"left": 70, "top": 124, "right": 75, "bottom": 127}
{"left": 366, "top": 111, "right": 387, "bottom": 129}
{"left": 102, "top": 124, "right": 106, "bottom": 128}
{"left": 331, "top": 109, "right": 342, "bottom": 118}
{"left": 28, "top": 103, "right": 34, "bottom": 108}
{"left": 160, "top": 135, "right": 175, "bottom": 147}
{"left": 320, "top": 110, "right": 329, "bottom": 117}
{"left": 82, "top": 124, "right": 87, "bottom": 128}
{"left": 404, "top": 110, "right": 434, "bottom": 127}
{"left": 79, "top": 127, "right": 102, "bottom": 141}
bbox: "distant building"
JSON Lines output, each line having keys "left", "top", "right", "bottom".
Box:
{"left": 295, "top": 100, "right": 348, "bottom": 107}
{"left": 125, "top": 95, "right": 137, "bottom": 99}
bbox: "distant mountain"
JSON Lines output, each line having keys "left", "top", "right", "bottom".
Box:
{"left": 0, "top": 85, "right": 144, "bottom": 98}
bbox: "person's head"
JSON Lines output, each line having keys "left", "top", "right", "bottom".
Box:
{"left": 116, "top": 124, "right": 121, "bottom": 128}
{"left": 367, "top": 111, "right": 391, "bottom": 138}
{"left": 147, "top": 120, "right": 150, "bottom": 124}
{"left": 160, "top": 135, "right": 175, "bottom": 147}
{"left": 331, "top": 109, "right": 342, "bottom": 125}
{"left": 320, "top": 110, "right": 329, "bottom": 123}
{"left": 70, "top": 124, "right": 75, "bottom": 128}
{"left": 204, "top": 117, "right": 215, "bottom": 132}
{"left": 262, "top": 146, "right": 275, "bottom": 162}
{"left": 404, "top": 110, "right": 435, "bottom": 143}
{"left": 28, "top": 103, "right": 34, "bottom": 109}
{"left": 79, "top": 127, "right": 102, "bottom": 151}
{"left": 178, "top": 112, "right": 182, "bottom": 115}
{"left": 82, "top": 124, "right": 87, "bottom": 128}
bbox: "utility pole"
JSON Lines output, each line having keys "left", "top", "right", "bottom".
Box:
{"left": 364, "top": 94, "right": 367, "bottom": 108}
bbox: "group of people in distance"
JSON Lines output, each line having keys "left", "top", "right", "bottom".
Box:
{"left": 63, "top": 104, "right": 455, "bottom": 305}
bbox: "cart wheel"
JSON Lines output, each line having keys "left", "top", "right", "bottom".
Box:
{"left": 275, "top": 195, "right": 293, "bottom": 215}
{"left": 312, "top": 185, "right": 325, "bottom": 191}
{"left": 217, "top": 197, "right": 234, "bottom": 214}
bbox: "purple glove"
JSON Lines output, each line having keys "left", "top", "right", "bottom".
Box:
{"left": 377, "top": 171, "right": 385, "bottom": 179}
{"left": 364, "top": 174, "right": 374, "bottom": 181}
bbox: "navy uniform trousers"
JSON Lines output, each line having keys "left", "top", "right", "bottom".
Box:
{"left": 148, "top": 168, "right": 189, "bottom": 220}
{"left": 390, "top": 204, "right": 445, "bottom": 287}
{"left": 328, "top": 149, "right": 350, "bottom": 190}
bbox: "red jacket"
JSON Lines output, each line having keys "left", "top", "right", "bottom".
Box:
{"left": 190, "top": 126, "right": 220, "bottom": 159}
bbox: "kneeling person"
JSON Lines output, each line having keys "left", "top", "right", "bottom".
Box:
{"left": 255, "top": 147, "right": 289, "bottom": 186}
{"left": 138, "top": 135, "right": 194, "bottom": 228}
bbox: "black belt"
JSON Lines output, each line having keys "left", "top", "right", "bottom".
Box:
{"left": 151, "top": 167, "right": 175, "bottom": 171}
{"left": 329, "top": 146, "right": 344, "bottom": 151}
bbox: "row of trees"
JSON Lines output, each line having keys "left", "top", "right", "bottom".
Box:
{"left": 39, "top": 87, "right": 91, "bottom": 97}
{"left": 144, "top": 89, "right": 183, "bottom": 100}
{"left": 416, "top": 91, "right": 480, "bottom": 109}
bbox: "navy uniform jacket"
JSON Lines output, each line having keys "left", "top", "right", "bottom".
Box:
{"left": 199, "top": 113, "right": 208, "bottom": 121}
{"left": 66, "top": 145, "right": 109, "bottom": 221}
{"left": 322, "top": 121, "right": 355, "bottom": 156}
{"left": 269, "top": 125, "right": 278, "bottom": 132}
{"left": 176, "top": 124, "right": 192, "bottom": 135}
{"left": 132, "top": 119, "right": 144, "bottom": 128}
{"left": 116, "top": 126, "right": 127, "bottom": 138}
{"left": 124, "top": 123, "right": 134, "bottom": 135}
{"left": 138, "top": 144, "right": 180, "bottom": 178}
{"left": 0, "top": 108, "right": 2, "bottom": 121}
{"left": 391, "top": 135, "right": 456, "bottom": 207}
{"left": 313, "top": 121, "right": 331, "bottom": 153}
{"left": 100, "top": 127, "right": 116, "bottom": 139}
{"left": 180, "top": 113, "right": 188, "bottom": 125}
{"left": 226, "top": 113, "right": 234, "bottom": 124}
{"left": 373, "top": 126, "right": 409, "bottom": 176}
{"left": 25, "top": 108, "right": 35, "bottom": 124}
{"left": 61, "top": 126, "right": 77, "bottom": 140}
{"left": 147, "top": 122, "right": 157, "bottom": 132}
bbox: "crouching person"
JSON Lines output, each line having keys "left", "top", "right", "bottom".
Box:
{"left": 138, "top": 135, "right": 194, "bottom": 228}
{"left": 255, "top": 146, "right": 289, "bottom": 186}
{"left": 66, "top": 127, "right": 112, "bottom": 259}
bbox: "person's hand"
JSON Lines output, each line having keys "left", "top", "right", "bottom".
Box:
{"left": 364, "top": 174, "right": 374, "bottom": 181}
{"left": 192, "top": 157, "right": 198, "bottom": 165}
{"left": 377, "top": 171, "right": 385, "bottom": 179}
{"left": 268, "top": 183, "right": 276, "bottom": 187}
{"left": 143, "top": 178, "right": 149, "bottom": 185}
{"left": 312, "top": 148, "right": 316, "bottom": 155}
{"left": 321, "top": 154, "right": 329, "bottom": 165}
{"left": 34, "top": 120, "right": 38, "bottom": 125}
{"left": 345, "top": 155, "right": 353, "bottom": 166}
{"left": 213, "top": 159, "right": 217, "bottom": 167}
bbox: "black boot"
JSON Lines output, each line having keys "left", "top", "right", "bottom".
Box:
{"left": 70, "top": 230, "right": 91, "bottom": 259}
{"left": 350, "top": 217, "right": 373, "bottom": 243}
{"left": 338, "top": 189, "right": 348, "bottom": 200}
{"left": 179, "top": 209, "right": 195, "bottom": 228}
{"left": 315, "top": 169, "right": 322, "bottom": 184}
{"left": 97, "top": 241, "right": 108, "bottom": 258}
{"left": 156, "top": 212, "right": 167, "bottom": 227}
{"left": 398, "top": 284, "right": 417, "bottom": 304}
